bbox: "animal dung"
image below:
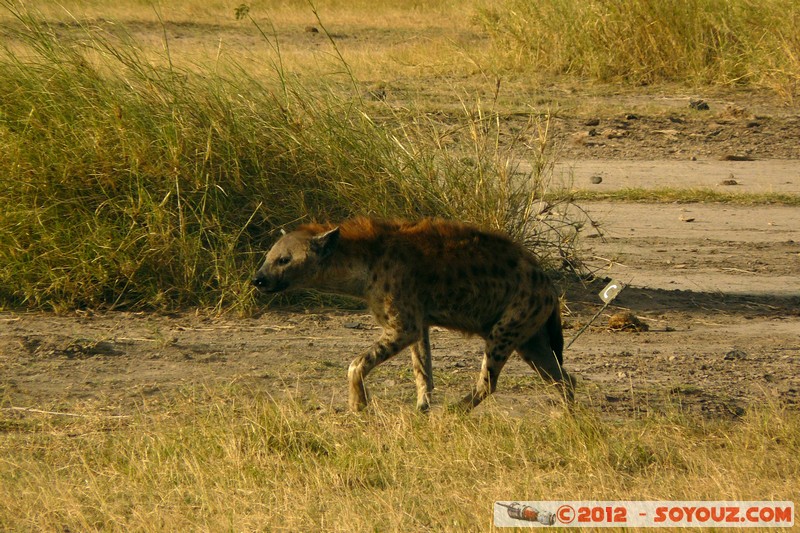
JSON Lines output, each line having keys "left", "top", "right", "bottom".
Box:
{"left": 608, "top": 311, "right": 649, "bottom": 332}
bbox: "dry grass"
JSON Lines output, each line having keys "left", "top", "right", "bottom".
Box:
{"left": 478, "top": 0, "right": 800, "bottom": 97}
{"left": 5, "top": 0, "right": 797, "bottom": 96}
{"left": 567, "top": 188, "right": 800, "bottom": 206}
{"left": 0, "top": 1, "right": 580, "bottom": 311}
{"left": 0, "top": 0, "right": 485, "bottom": 86}
{"left": 1, "top": 386, "right": 797, "bottom": 531}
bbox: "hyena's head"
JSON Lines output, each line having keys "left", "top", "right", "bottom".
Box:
{"left": 252, "top": 226, "right": 340, "bottom": 293}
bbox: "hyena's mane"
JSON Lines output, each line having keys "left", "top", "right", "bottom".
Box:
{"left": 299, "top": 217, "right": 510, "bottom": 242}
{"left": 297, "top": 217, "right": 401, "bottom": 240}
{"left": 297, "top": 217, "right": 523, "bottom": 261}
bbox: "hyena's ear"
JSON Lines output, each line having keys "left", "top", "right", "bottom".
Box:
{"left": 310, "top": 227, "right": 340, "bottom": 259}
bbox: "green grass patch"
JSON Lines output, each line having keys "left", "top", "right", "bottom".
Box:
{"left": 567, "top": 188, "right": 800, "bottom": 205}
{"left": 0, "top": 387, "right": 797, "bottom": 530}
{"left": 0, "top": 3, "right": 581, "bottom": 312}
{"left": 477, "top": 0, "right": 800, "bottom": 96}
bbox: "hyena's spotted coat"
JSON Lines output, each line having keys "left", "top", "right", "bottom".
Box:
{"left": 252, "top": 218, "right": 574, "bottom": 412}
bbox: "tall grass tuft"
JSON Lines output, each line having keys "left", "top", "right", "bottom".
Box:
{"left": 0, "top": 3, "right": 580, "bottom": 312}
{"left": 477, "top": 0, "right": 800, "bottom": 95}
{"left": 0, "top": 388, "right": 797, "bottom": 530}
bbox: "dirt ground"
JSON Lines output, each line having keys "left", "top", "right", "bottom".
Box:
{"left": 2, "top": 194, "right": 797, "bottom": 421}
{"left": 1, "top": 15, "right": 799, "bottom": 422}
{"left": 1, "top": 271, "right": 798, "bottom": 421}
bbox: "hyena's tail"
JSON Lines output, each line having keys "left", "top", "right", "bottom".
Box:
{"left": 517, "top": 304, "right": 573, "bottom": 401}
{"left": 546, "top": 305, "right": 564, "bottom": 365}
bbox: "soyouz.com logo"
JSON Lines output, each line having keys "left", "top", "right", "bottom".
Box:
{"left": 494, "top": 501, "right": 794, "bottom": 528}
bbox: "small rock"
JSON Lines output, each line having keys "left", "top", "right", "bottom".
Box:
{"left": 343, "top": 321, "right": 362, "bottom": 329}
{"left": 304, "top": 25, "right": 319, "bottom": 33}
{"left": 724, "top": 104, "right": 747, "bottom": 117}
{"left": 625, "top": 113, "right": 639, "bottom": 120}
{"left": 584, "top": 118, "right": 600, "bottom": 126}
{"left": 653, "top": 128, "right": 680, "bottom": 136}
{"left": 590, "top": 175, "right": 603, "bottom": 184}
{"left": 234, "top": 3, "right": 250, "bottom": 20}
{"left": 680, "top": 217, "right": 696, "bottom": 223}
{"left": 689, "top": 99, "right": 710, "bottom": 110}
{"left": 365, "top": 83, "right": 387, "bottom": 101}
{"left": 601, "top": 128, "right": 628, "bottom": 139}
{"left": 723, "top": 349, "right": 747, "bottom": 361}
{"left": 571, "top": 131, "right": 590, "bottom": 144}
{"left": 728, "top": 405, "right": 746, "bottom": 418}
{"left": 720, "top": 154, "right": 755, "bottom": 161}
{"left": 63, "top": 340, "right": 122, "bottom": 358}
{"left": 608, "top": 312, "right": 649, "bottom": 332}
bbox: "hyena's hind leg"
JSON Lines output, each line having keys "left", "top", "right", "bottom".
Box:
{"left": 451, "top": 338, "right": 514, "bottom": 412}
{"left": 517, "top": 328, "right": 575, "bottom": 404}
{"left": 452, "top": 319, "right": 526, "bottom": 412}
{"left": 452, "top": 289, "right": 555, "bottom": 412}
{"left": 410, "top": 327, "right": 434, "bottom": 412}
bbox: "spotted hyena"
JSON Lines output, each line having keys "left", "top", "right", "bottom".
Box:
{"left": 252, "top": 218, "right": 574, "bottom": 412}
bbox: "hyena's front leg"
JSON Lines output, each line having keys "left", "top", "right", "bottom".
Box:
{"left": 348, "top": 328, "right": 419, "bottom": 411}
{"left": 410, "top": 327, "right": 434, "bottom": 412}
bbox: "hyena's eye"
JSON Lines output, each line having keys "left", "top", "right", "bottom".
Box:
{"left": 275, "top": 256, "right": 291, "bottom": 267}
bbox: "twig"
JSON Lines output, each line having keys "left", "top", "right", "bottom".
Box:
{"left": 720, "top": 267, "right": 757, "bottom": 274}
{"left": 307, "top": 0, "right": 362, "bottom": 103}
{"left": 565, "top": 301, "right": 611, "bottom": 349}
{"left": 2, "top": 406, "right": 130, "bottom": 419}
{"left": 590, "top": 255, "right": 628, "bottom": 267}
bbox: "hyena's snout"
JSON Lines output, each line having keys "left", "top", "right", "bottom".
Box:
{"left": 251, "top": 272, "right": 268, "bottom": 289}
{"left": 251, "top": 271, "right": 288, "bottom": 293}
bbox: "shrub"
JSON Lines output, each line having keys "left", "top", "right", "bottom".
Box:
{"left": 0, "top": 4, "right": 581, "bottom": 311}
{"left": 477, "top": 0, "right": 800, "bottom": 94}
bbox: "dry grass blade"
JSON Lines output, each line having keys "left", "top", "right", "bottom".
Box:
{"left": 477, "top": 0, "right": 800, "bottom": 96}
{"left": 0, "top": 387, "right": 797, "bottom": 530}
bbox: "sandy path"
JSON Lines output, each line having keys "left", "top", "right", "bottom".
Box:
{"left": 582, "top": 202, "right": 800, "bottom": 295}
{"left": 557, "top": 159, "right": 800, "bottom": 194}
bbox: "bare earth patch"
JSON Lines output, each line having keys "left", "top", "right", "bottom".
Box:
{"left": 558, "top": 159, "right": 800, "bottom": 195}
